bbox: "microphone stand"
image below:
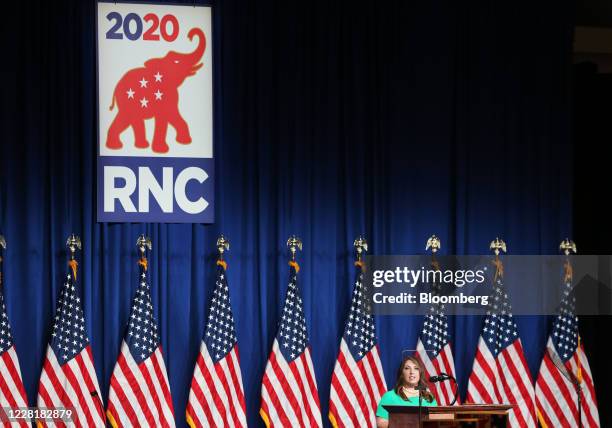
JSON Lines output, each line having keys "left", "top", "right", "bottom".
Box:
{"left": 575, "top": 380, "right": 582, "bottom": 428}
{"left": 548, "top": 348, "right": 582, "bottom": 428}
{"left": 415, "top": 384, "right": 427, "bottom": 428}
{"left": 418, "top": 389, "right": 422, "bottom": 428}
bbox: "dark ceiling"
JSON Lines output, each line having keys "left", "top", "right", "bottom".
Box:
{"left": 577, "top": 0, "right": 612, "bottom": 27}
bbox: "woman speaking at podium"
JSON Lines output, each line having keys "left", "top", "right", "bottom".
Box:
{"left": 376, "top": 356, "right": 437, "bottom": 428}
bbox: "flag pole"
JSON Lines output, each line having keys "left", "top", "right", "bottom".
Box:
{"left": 66, "top": 234, "right": 105, "bottom": 423}
{"left": 426, "top": 235, "right": 460, "bottom": 406}
{"left": 560, "top": 238, "right": 581, "bottom": 428}
{"left": 421, "top": 235, "right": 442, "bottom": 421}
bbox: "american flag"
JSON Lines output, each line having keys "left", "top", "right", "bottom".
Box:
{"left": 535, "top": 261, "right": 599, "bottom": 427}
{"left": 36, "top": 262, "right": 105, "bottom": 427}
{"left": 106, "top": 259, "right": 175, "bottom": 427}
{"left": 415, "top": 266, "right": 459, "bottom": 406}
{"left": 0, "top": 265, "right": 29, "bottom": 428}
{"left": 260, "top": 261, "right": 322, "bottom": 427}
{"left": 466, "top": 261, "right": 536, "bottom": 427}
{"left": 186, "top": 261, "right": 247, "bottom": 427}
{"left": 328, "top": 262, "right": 386, "bottom": 427}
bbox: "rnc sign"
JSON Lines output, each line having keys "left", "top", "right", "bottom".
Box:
{"left": 96, "top": 2, "right": 214, "bottom": 223}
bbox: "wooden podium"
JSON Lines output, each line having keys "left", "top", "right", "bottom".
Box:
{"left": 383, "top": 404, "right": 513, "bottom": 427}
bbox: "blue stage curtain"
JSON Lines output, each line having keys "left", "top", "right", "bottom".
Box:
{"left": 0, "top": 0, "right": 575, "bottom": 426}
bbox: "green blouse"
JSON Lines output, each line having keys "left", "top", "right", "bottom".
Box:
{"left": 375, "top": 390, "right": 438, "bottom": 420}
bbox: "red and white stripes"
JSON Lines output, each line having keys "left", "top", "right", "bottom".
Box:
{"left": 415, "top": 339, "right": 459, "bottom": 406}
{"left": 467, "top": 337, "right": 536, "bottom": 427}
{"left": 535, "top": 338, "right": 599, "bottom": 428}
{"left": 106, "top": 341, "right": 175, "bottom": 428}
{"left": 37, "top": 346, "right": 105, "bottom": 427}
{"left": 186, "top": 343, "right": 247, "bottom": 427}
{"left": 328, "top": 339, "right": 386, "bottom": 427}
{"left": 260, "top": 340, "right": 322, "bottom": 428}
{"left": 0, "top": 346, "right": 29, "bottom": 428}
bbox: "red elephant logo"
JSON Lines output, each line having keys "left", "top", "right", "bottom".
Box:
{"left": 106, "top": 28, "right": 206, "bottom": 154}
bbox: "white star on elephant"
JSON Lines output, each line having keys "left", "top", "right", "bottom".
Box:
{"left": 139, "top": 78, "right": 148, "bottom": 88}
{"left": 140, "top": 97, "right": 149, "bottom": 108}
{"left": 154, "top": 90, "right": 163, "bottom": 100}
{"left": 154, "top": 72, "right": 163, "bottom": 82}
{"left": 126, "top": 88, "right": 135, "bottom": 99}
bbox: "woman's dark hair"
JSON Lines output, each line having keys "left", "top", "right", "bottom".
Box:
{"left": 393, "top": 356, "right": 434, "bottom": 403}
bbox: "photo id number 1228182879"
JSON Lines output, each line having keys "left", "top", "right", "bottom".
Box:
{"left": 0, "top": 407, "right": 74, "bottom": 422}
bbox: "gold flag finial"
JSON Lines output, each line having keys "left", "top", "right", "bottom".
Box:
{"left": 66, "top": 234, "right": 82, "bottom": 261}
{"left": 353, "top": 235, "right": 368, "bottom": 262}
{"left": 216, "top": 235, "right": 230, "bottom": 270}
{"left": 66, "top": 234, "right": 82, "bottom": 280}
{"left": 136, "top": 234, "right": 152, "bottom": 258}
{"left": 489, "top": 237, "right": 507, "bottom": 256}
{"left": 426, "top": 235, "right": 441, "bottom": 254}
{"left": 287, "top": 236, "right": 302, "bottom": 261}
{"left": 426, "top": 235, "right": 441, "bottom": 271}
{"left": 490, "top": 237, "right": 506, "bottom": 281}
{"left": 217, "top": 235, "right": 230, "bottom": 259}
{"left": 560, "top": 239, "right": 576, "bottom": 283}
{"left": 559, "top": 238, "right": 577, "bottom": 256}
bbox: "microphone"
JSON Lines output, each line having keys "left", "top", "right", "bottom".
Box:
{"left": 429, "top": 372, "right": 460, "bottom": 405}
{"left": 429, "top": 373, "right": 451, "bottom": 383}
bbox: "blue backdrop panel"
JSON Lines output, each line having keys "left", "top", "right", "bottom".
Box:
{"left": 0, "top": 0, "right": 574, "bottom": 426}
